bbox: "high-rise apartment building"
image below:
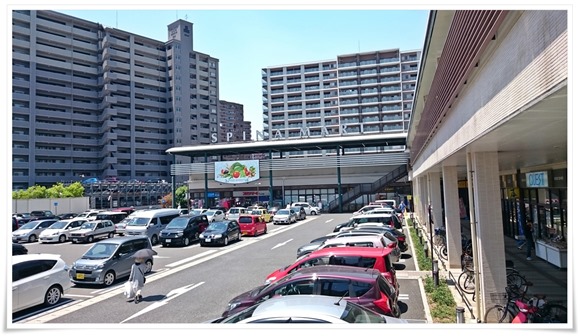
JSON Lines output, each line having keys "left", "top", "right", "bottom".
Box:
{"left": 217, "top": 100, "right": 251, "bottom": 143}
{"left": 261, "top": 49, "right": 420, "bottom": 153}
{"left": 12, "top": 10, "right": 219, "bottom": 190}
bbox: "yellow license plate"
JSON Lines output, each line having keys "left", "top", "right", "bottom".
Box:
{"left": 76, "top": 273, "right": 85, "bottom": 280}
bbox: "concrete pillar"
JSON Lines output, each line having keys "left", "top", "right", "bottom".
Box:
{"left": 419, "top": 175, "right": 428, "bottom": 225}
{"left": 442, "top": 165, "right": 462, "bottom": 269}
{"left": 428, "top": 171, "right": 443, "bottom": 229}
{"left": 471, "top": 152, "right": 507, "bottom": 313}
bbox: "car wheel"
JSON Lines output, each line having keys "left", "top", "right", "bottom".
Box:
{"left": 264, "top": 226, "right": 267, "bottom": 234}
{"left": 28, "top": 234, "right": 37, "bottom": 243}
{"left": 103, "top": 271, "right": 116, "bottom": 286}
{"left": 44, "top": 285, "right": 62, "bottom": 307}
{"left": 162, "top": 244, "right": 167, "bottom": 247}
{"left": 184, "top": 237, "right": 190, "bottom": 246}
{"left": 254, "top": 229, "right": 258, "bottom": 237}
{"left": 200, "top": 243, "right": 205, "bottom": 247}
{"left": 87, "top": 236, "right": 94, "bottom": 243}
{"left": 151, "top": 235, "right": 158, "bottom": 246}
{"left": 236, "top": 232, "right": 241, "bottom": 241}
{"left": 223, "top": 236, "right": 229, "bottom": 246}
{"left": 108, "top": 232, "right": 114, "bottom": 238}
{"left": 311, "top": 211, "right": 316, "bottom": 215}
{"left": 145, "top": 259, "right": 153, "bottom": 273}
{"left": 194, "top": 232, "right": 200, "bottom": 241}
{"left": 58, "top": 235, "right": 66, "bottom": 243}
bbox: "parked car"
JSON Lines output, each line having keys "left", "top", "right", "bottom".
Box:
{"left": 273, "top": 209, "right": 297, "bottom": 225}
{"left": 352, "top": 205, "right": 383, "bottom": 217}
{"left": 199, "top": 220, "right": 241, "bottom": 247}
{"left": 225, "top": 207, "right": 247, "bottom": 221}
{"left": 74, "top": 210, "right": 102, "bottom": 221}
{"left": 264, "top": 246, "right": 399, "bottom": 293}
{"left": 69, "top": 220, "right": 115, "bottom": 244}
{"left": 333, "top": 213, "right": 401, "bottom": 232}
{"left": 12, "top": 219, "right": 58, "bottom": 243}
{"left": 160, "top": 214, "right": 209, "bottom": 247}
{"left": 12, "top": 253, "right": 71, "bottom": 313}
{"left": 250, "top": 208, "right": 272, "bottom": 222}
{"left": 322, "top": 233, "right": 401, "bottom": 262}
{"left": 213, "top": 295, "right": 407, "bottom": 324}
{"left": 190, "top": 208, "right": 209, "bottom": 216}
{"left": 82, "top": 177, "right": 99, "bottom": 184}
{"left": 296, "top": 233, "right": 340, "bottom": 258}
{"left": 12, "top": 243, "right": 28, "bottom": 255}
{"left": 28, "top": 210, "right": 56, "bottom": 221}
{"left": 69, "top": 236, "right": 153, "bottom": 287}
{"left": 238, "top": 214, "right": 267, "bottom": 237}
{"left": 56, "top": 213, "right": 78, "bottom": 220}
{"left": 124, "top": 208, "right": 181, "bottom": 245}
{"left": 39, "top": 218, "right": 86, "bottom": 243}
{"left": 267, "top": 207, "right": 279, "bottom": 216}
{"left": 205, "top": 209, "right": 226, "bottom": 222}
{"left": 95, "top": 211, "right": 129, "bottom": 224}
{"left": 353, "top": 226, "right": 408, "bottom": 252}
{"left": 114, "top": 209, "right": 148, "bottom": 236}
{"left": 223, "top": 265, "right": 400, "bottom": 318}
{"left": 290, "top": 206, "right": 306, "bottom": 221}
{"left": 291, "top": 202, "right": 321, "bottom": 215}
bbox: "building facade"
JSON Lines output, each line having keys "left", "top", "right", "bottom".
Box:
{"left": 12, "top": 10, "right": 219, "bottom": 190}
{"left": 261, "top": 48, "right": 420, "bottom": 156}
{"left": 217, "top": 100, "right": 249, "bottom": 143}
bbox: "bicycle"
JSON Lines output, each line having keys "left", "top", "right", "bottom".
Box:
{"left": 457, "top": 254, "right": 475, "bottom": 294}
{"left": 484, "top": 288, "right": 566, "bottom": 323}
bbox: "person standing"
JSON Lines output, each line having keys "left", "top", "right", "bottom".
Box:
{"left": 128, "top": 257, "right": 146, "bottom": 303}
{"left": 523, "top": 220, "right": 535, "bottom": 261}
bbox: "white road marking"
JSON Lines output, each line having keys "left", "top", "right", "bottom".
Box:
{"left": 271, "top": 239, "right": 293, "bottom": 250}
{"left": 121, "top": 282, "right": 205, "bottom": 323}
{"left": 398, "top": 294, "right": 410, "bottom": 300}
{"left": 63, "top": 294, "right": 94, "bottom": 298}
{"left": 325, "top": 219, "right": 334, "bottom": 223}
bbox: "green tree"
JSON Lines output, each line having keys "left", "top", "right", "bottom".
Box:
{"left": 175, "top": 185, "right": 188, "bottom": 208}
{"left": 12, "top": 182, "right": 85, "bottom": 199}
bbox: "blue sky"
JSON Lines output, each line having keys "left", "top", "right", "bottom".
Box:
{"left": 56, "top": 9, "right": 430, "bottom": 136}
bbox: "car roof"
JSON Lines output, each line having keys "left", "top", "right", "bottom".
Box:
{"left": 239, "top": 214, "right": 261, "bottom": 217}
{"left": 353, "top": 213, "right": 394, "bottom": 218}
{"left": 309, "top": 246, "right": 392, "bottom": 257}
{"left": 286, "top": 265, "right": 380, "bottom": 279}
{"left": 12, "top": 253, "right": 62, "bottom": 263}
{"left": 323, "top": 235, "right": 384, "bottom": 245}
{"left": 251, "top": 295, "right": 348, "bottom": 317}
{"left": 94, "top": 236, "right": 150, "bottom": 244}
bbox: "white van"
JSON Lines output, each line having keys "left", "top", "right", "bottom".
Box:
{"left": 372, "top": 200, "right": 397, "bottom": 208}
{"left": 124, "top": 209, "right": 180, "bottom": 245}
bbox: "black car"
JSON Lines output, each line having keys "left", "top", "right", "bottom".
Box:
{"left": 12, "top": 243, "right": 28, "bottom": 255}
{"left": 160, "top": 214, "right": 209, "bottom": 247}
{"left": 199, "top": 220, "right": 240, "bottom": 247}
{"left": 56, "top": 213, "right": 78, "bottom": 220}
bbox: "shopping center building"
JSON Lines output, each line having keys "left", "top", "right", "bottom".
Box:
{"left": 406, "top": 10, "right": 567, "bottom": 319}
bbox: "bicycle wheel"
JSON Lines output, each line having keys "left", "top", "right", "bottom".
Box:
{"left": 506, "top": 273, "right": 528, "bottom": 297}
{"left": 433, "top": 235, "right": 445, "bottom": 246}
{"left": 458, "top": 271, "right": 476, "bottom": 294}
{"left": 538, "top": 304, "right": 567, "bottom": 323}
{"left": 484, "top": 304, "right": 514, "bottom": 323}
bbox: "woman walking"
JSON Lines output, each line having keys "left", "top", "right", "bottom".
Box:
{"left": 128, "top": 257, "right": 146, "bottom": 303}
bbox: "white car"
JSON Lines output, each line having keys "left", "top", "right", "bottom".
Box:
{"left": 205, "top": 209, "right": 225, "bottom": 222}
{"left": 39, "top": 218, "right": 86, "bottom": 243}
{"left": 12, "top": 253, "right": 71, "bottom": 313}
{"left": 291, "top": 202, "right": 320, "bottom": 215}
{"left": 12, "top": 219, "right": 58, "bottom": 243}
{"left": 225, "top": 207, "right": 247, "bottom": 221}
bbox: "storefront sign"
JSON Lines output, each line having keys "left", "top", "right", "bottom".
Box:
{"left": 214, "top": 160, "right": 260, "bottom": 184}
{"left": 526, "top": 171, "right": 549, "bottom": 188}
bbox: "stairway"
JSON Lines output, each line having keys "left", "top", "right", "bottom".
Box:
{"left": 327, "top": 164, "right": 408, "bottom": 213}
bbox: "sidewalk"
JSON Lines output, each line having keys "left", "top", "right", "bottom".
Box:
{"left": 407, "top": 214, "right": 568, "bottom": 323}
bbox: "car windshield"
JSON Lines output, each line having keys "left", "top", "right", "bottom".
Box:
{"left": 277, "top": 210, "right": 290, "bottom": 215}
{"left": 251, "top": 210, "right": 262, "bottom": 215}
{"left": 205, "top": 210, "right": 216, "bottom": 216}
{"left": 208, "top": 222, "right": 227, "bottom": 231}
{"left": 30, "top": 211, "right": 46, "bottom": 217}
{"left": 222, "top": 304, "right": 261, "bottom": 323}
{"left": 80, "top": 222, "right": 96, "bottom": 229}
{"left": 128, "top": 217, "right": 149, "bottom": 226}
{"left": 82, "top": 243, "right": 118, "bottom": 259}
{"left": 166, "top": 217, "right": 188, "bottom": 229}
{"left": 191, "top": 209, "right": 204, "bottom": 215}
{"left": 49, "top": 221, "right": 68, "bottom": 229}
{"left": 291, "top": 207, "right": 301, "bottom": 212}
{"left": 229, "top": 208, "right": 240, "bottom": 214}
{"left": 19, "top": 222, "right": 39, "bottom": 230}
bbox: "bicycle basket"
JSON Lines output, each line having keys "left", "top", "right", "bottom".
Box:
{"left": 490, "top": 292, "right": 508, "bottom": 303}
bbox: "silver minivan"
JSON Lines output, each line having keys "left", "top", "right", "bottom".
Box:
{"left": 124, "top": 209, "right": 180, "bottom": 245}
{"left": 69, "top": 236, "right": 153, "bottom": 287}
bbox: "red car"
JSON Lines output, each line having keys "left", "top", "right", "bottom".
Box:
{"left": 224, "top": 265, "right": 400, "bottom": 318}
{"left": 265, "top": 246, "right": 399, "bottom": 293}
{"left": 238, "top": 214, "right": 267, "bottom": 237}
